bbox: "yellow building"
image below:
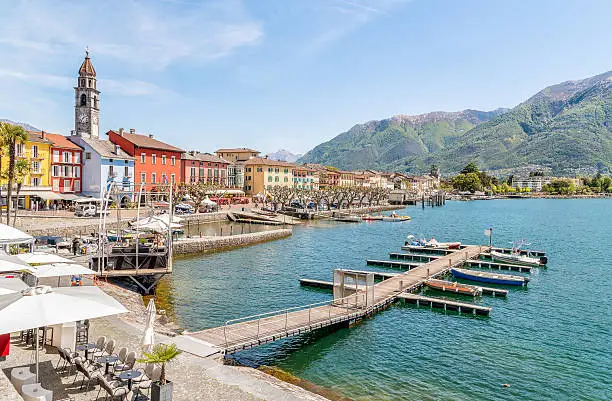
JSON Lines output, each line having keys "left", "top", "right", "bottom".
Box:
{"left": 339, "top": 171, "right": 355, "bottom": 187}
{"left": 244, "top": 157, "right": 295, "bottom": 195}
{"left": 1, "top": 131, "right": 56, "bottom": 209}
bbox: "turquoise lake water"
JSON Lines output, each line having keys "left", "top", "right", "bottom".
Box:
{"left": 166, "top": 199, "right": 611, "bottom": 400}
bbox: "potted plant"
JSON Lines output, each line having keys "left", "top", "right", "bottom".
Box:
{"left": 137, "top": 343, "right": 182, "bottom": 401}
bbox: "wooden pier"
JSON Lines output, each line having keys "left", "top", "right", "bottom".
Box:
{"left": 366, "top": 259, "right": 422, "bottom": 270}
{"left": 389, "top": 252, "right": 440, "bottom": 262}
{"left": 188, "top": 245, "right": 484, "bottom": 354}
{"left": 398, "top": 293, "right": 491, "bottom": 316}
{"left": 465, "top": 259, "right": 532, "bottom": 273}
{"left": 401, "top": 246, "right": 455, "bottom": 255}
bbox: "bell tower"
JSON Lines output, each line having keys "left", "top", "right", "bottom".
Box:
{"left": 74, "top": 49, "right": 100, "bottom": 138}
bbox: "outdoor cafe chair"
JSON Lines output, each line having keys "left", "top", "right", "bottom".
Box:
{"left": 56, "top": 347, "right": 84, "bottom": 375}
{"left": 134, "top": 365, "right": 161, "bottom": 397}
{"left": 93, "top": 339, "right": 115, "bottom": 362}
{"left": 112, "top": 351, "right": 135, "bottom": 373}
{"left": 91, "top": 336, "right": 107, "bottom": 358}
{"left": 73, "top": 359, "right": 104, "bottom": 393}
{"left": 97, "top": 375, "right": 130, "bottom": 401}
{"left": 112, "top": 347, "right": 128, "bottom": 366}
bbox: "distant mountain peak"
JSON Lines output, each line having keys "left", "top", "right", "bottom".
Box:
{"left": 0, "top": 119, "right": 41, "bottom": 132}
{"left": 267, "top": 149, "right": 302, "bottom": 163}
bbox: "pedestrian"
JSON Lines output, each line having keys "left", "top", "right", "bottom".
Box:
{"left": 72, "top": 237, "right": 80, "bottom": 256}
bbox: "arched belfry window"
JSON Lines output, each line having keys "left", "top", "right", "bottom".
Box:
{"left": 88, "top": 79, "right": 92, "bottom": 87}
{"left": 94, "top": 97, "right": 98, "bottom": 109}
{"left": 80, "top": 94, "right": 86, "bottom": 106}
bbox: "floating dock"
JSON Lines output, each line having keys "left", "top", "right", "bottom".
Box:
{"left": 366, "top": 259, "right": 422, "bottom": 270}
{"left": 389, "top": 252, "right": 440, "bottom": 262}
{"left": 398, "top": 293, "right": 491, "bottom": 316}
{"left": 465, "top": 259, "right": 532, "bottom": 273}
{"left": 401, "top": 246, "right": 456, "bottom": 255}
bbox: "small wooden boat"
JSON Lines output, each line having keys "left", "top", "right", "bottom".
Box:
{"left": 381, "top": 215, "right": 411, "bottom": 222}
{"left": 451, "top": 268, "right": 528, "bottom": 286}
{"left": 425, "top": 279, "right": 482, "bottom": 296}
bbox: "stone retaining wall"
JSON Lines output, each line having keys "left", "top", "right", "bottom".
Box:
{"left": 173, "top": 229, "right": 292, "bottom": 256}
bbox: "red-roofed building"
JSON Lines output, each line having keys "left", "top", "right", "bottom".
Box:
{"left": 44, "top": 132, "right": 83, "bottom": 195}
{"left": 107, "top": 129, "right": 183, "bottom": 191}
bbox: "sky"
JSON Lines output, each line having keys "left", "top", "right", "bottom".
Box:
{"left": 0, "top": 0, "right": 610, "bottom": 156}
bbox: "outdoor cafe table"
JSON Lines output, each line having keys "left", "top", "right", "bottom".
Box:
{"left": 76, "top": 343, "right": 96, "bottom": 359}
{"left": 97, "top": 355, "right": 119, "bottom": 374}
{"left": 118, "top": 370, "right": 142, "bottom": 391}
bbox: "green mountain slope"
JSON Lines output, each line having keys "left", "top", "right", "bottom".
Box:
{"left": 298, "top": 109, "right": 506, "bottom": 170}
{"left": 301, "top": 71, "right": 612, "bottom": 175}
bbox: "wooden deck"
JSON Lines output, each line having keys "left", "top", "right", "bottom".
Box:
{"left": 189, "top": 245, "right": 484, "bottom": 354}
{"left": 366, "top": 259, "right": 422, "bottom": 270}
{"left": 389, "top": 252, "right": 440, "bottom": 262}
{"left": 465, "top": 259, "right": 532, "bottom": 273}
{"left": 398, "top": 293, "right": 491, "bottom": 316}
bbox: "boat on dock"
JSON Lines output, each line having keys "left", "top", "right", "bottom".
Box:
{"left": 490, "top": 250, "right": 547, "bottom": 267}
{"left": 406, "top": 235, "right": 461, "bottom": 249}
{"left": 451, "top": 268, "right": 529, "bottom": 286}
{"left": 425, "top": 279, "right": 482, "bottom": 296}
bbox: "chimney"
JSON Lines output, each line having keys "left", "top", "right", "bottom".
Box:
{"left": 41, "top": 131, "right": 46, "bottom": 140}
{"left": 70, "top": 130, "right": 76, "bottom": 136}
{"left": 130, "top": 128, "right": 136, "bottom": 134}
{"left": 148, "top": 134, "right": 154, "bottom": 138}
{"left": 119, "top": 128, "right": 124, "bottom": 135}
{"left": 115, "top": 144, "right": 121, "bottom": 155}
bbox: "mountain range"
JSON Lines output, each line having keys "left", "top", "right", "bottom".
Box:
{"left": 0, "top": 119, "right": 40, "bottom": 132}
{"left": 299, "top": 71, "right": 612, "bottom": 175}
{"left": 267, "top": 149, "right": 302, "bottom": 163}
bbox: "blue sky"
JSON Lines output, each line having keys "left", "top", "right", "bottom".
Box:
{"left": 0, "top": 0, "right": 610, "bottom": 155}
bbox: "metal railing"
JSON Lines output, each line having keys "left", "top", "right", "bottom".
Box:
{"left": 223, "top": 292, "right": 370, "bottom": 351}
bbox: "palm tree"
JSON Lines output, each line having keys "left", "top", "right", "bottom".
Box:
{"left": 13, "top": 159, "right": 31, "bottom": 222}
{"left": 137, "top": 343, "right": 182, "bottom": 385}
{"left": 0, "top": 122, "right": 28, "bottom": 226}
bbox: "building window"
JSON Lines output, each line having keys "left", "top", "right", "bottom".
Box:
{"left": 171, "top": 174, "right": 175, "bottom": 183}
{"left": 74, "top": 180, "right": 80, "bottom": 192}
{"left": 275, "top": 168, "right": 279, "bottom": 173}
{"left": 284, "top": 169, "right": 288, "bottom": 173}
{"left": 141, "top": 153, "right": 146, "bottom": 164}
{"left": 268, "top": 176, "right": 272, "bottom": 182}
{"left": 162, "top": 174, "right": 167, "bottom": 183}
{"left": 151, "top": 173, "right": 157, "bottom": 184}
{"left": 141, "top": 173, "right": 146, "bottom": 183}
{"left": 74, "top": 166, "right": 80, "bottom": 178}
{"left": 63, "top": 179, "right": 71, "bottom": 192}
{"left": 31, "top": 177, "right": 40, "bottom": 186}
{"left": 53, "top": 150, "right": 60, "bottom": 162}
{"left": 32, "top": 145, "right": 38, "bottom": 158}
{"left": 74, "top": 153, "right": 80, "bottom": 164}
{"left": 190, "top": 167, "right": 196, "bottom": 179}
{"left": 85, "top": 152, "right": 91, "bottom": 160}
{"left": 108, "top": 165, "right": 114, "bottom": 177}
{"left": 275, "top": 176, "right": 279, "bottom": 182}
{"left": 16, "top": 143, "right": 24, "bottom": 157}
{"left": 63, "top": 165, "right": 71, "bottom": 177}
{"left": 80, "top": 94, "right": 86, "bottom": 106}
{"left": 32, "top": 161, "right": 41, "bottom": 173}
{"left": 284, "top": 177, "right": 288, "bottom": 182}
{"left": 208, "top": 168, "right": 212, "bottom": 177}
{"left": 124, "top": 166, "right": 129, "bottom": 177}
{"left": 162, "top": 155, "right": 167, "bottom": 165}
{"left": 151, "top": 154, "right": 157, "bottom": 165}
{"left": 63, "top": 152, "right": 71, "bottom": 163}
{"left": 268, "top": 168, "right": 272, "bottom": 173}
{"left": 171, "top": 156, "right": 176, "bottom": 166}
{"left": 257, "top": 167, "right": 262, "bottom": 172}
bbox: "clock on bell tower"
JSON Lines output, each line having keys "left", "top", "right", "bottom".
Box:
{"left": 74, "top": 48, "right": 100, "bottom": 138}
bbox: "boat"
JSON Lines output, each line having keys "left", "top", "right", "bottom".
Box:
{"left": 425, "top": 279, "right": 482, "bottom": 296}
{"left": 490, "top": 240, "right": 547, "bottom": 266}
{"left": 333, "top": 215, "right": 362, "bottom": 223}
{"left": 406, "top": 235, "right": 460, "bottom": 249}
{"left": 361, "top": 214, "right": 383, "bottom": 221}
{"left": 381, "top": 212, "right": 411, "bottom": 222}
{"left": 451, "top": 268, "right": 529, "bottom": 286}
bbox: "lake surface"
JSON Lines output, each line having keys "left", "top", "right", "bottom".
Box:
{"left": 162, "top": 199, "right": 611, "bottom": 400}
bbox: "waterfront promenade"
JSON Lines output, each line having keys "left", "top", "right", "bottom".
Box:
{"left": 188, "top": 245, "right": 483, "bottom": 354}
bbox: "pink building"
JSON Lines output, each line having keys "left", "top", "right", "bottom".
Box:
{"left": 181, "top": 151, "right": 230, "bottom": 186}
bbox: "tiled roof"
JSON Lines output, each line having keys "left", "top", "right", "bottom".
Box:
{"left": 216, "top": 148, "right": 259, "bottom": 154}
{"left": 108, "top": 130, "right": 183, "bottom": 152}
{"left": 244, "top": 157, "right": 296, "bottom": 167}
{"left": 72, "top": 136, "right": 135, "bottom": 160}
{"left": 182, "top": 151, "right": 230, "bottom": 164}
{"left": 25, "top": 131, "right": 53, "bottom": 144}
{"left": 79, "top": 53, "right": 96, "bottom": 77}
{"left": 42, "top": 132, "right": 82, "bottom": 150}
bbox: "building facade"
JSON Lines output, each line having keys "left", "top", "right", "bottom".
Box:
{"left": 292, "top": 166, "right": 315, "bottom": 190}
{"left": 215, "top": 148, "right": 259, "bottom": 189}
{"left": 45, "top": 132, "right": 82, "bottom": 195}
{"left": 244, "top": 157, "right": 294, "bottom": 195}
{"left": 181, "top": 151, "right": 229, "bottom": 185}
{"left": 107, "top": 129, "right": 183, "bottom": 192}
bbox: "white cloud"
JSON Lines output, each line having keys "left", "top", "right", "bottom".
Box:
{"left": 0, "top": 0, "right": 263, "bottom": 69}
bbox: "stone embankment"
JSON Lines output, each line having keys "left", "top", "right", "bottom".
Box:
{"left": 315, "top": 204, "right": 399, "bottom": 217}
{"left": 173, "top": 229, "right": 292, "bottom": 256}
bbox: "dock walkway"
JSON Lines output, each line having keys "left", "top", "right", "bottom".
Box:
{"left": 188, "top": 245, "right": 483, "bottom": 354}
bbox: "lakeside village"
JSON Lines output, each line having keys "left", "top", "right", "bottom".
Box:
{"left": 0, "top": 52, "right": 608, "bottom": 401}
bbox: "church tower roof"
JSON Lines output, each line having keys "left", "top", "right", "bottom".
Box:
{"left": 78, "top": 49, "right": 96, "bottom": 77}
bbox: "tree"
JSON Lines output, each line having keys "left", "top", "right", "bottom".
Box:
{"left": 12, "top": 159, "right": 30, "bottom": 222}
{"left": 137, "top": 343, "right": 182, "bottom": 385}
{"left": 430, "top": 164, "right": 440, "bottom": 178}
{"left": 0, "top": 123, "right": 28, "bottom": 226}
{"left": 460, "top": 162, "right": 479, "bottom": 175}
{"left": 451, "top": 172, "right": 482, "bottom": 192}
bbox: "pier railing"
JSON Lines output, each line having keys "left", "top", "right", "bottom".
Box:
{"left": 223, "top": 292, "right": 369, "bottom": 350}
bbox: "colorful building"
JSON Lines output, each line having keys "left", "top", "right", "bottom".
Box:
{"left": 215, "top": 148, "right": 260, "bottom": 189}
{"left": 181, "top": 151, "right": 229, "bottom": 185}
{"left": 1, "top": 131, "right": 56, "bottom": 209}
{"left": 292, "top": 165, "right": 316, "bottom": 190}
{"left": 45, "top": 132, "right": 83, "bottom": 196}
{"left": 339, "top": 171, "right": 355, "bottom": 187}
{"left": 244, "top": 157, "right": 295, "bottom": 195}
{"left": 107, "top": 129, "right": 183, "bottom": 192}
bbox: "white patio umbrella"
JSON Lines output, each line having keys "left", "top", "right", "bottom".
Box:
{"left": 0, "top": 285, "right": 128, "bottom": 381}
{"left": 32, "top": 263, "right": 96, "bottom": 278}
{"left": 141, "top": 299, "right": 156, "bottom": 352}
{"left": 0, "top": 277, "right": 29, "bottom": 295}
{"left": 16, "top": 252, "right": 73, "bottom": 266}
{"left": 0, "top": 224, "right": 34, "bottom": 246}
{"left": 0, "top": 254, "right": 35, "bottom": 273}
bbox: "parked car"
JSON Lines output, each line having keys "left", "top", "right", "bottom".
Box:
{"left": 35, "top": 236, "right": 70, "bottom": 250}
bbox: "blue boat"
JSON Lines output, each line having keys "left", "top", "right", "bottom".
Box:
{"left": 451, "top": 268, "right": 528, "bottom": 286}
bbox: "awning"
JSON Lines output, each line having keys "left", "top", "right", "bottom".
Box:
{"left": 0, "top": 224, "right": 34, "bottom": 246}
{"left": 60, "top": 193, "right": 80, "bottom": 201}
{"left": 18, "top": 190, "right": 63, "bottom": 200}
